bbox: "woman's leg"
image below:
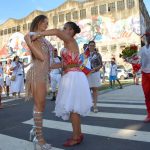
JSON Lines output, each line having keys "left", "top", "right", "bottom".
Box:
{"left": 92, "top": 87, "right": 97, "bottom": 108}
{"left": 135, "top": 77, "right": 139, "bottom": 85}
{"left": 70, "top": 113, "right": 81, "bottom": 139}
{"left": 33, "top": 83, "right": 46, "bottom": 112}
{"left": 6, "top": 86, "right": 9, "bottom": 97}
{"left": 18, "top": 92, "right": 20, "bottom": 98}
{"left": 63, "top": 113, "right": 82, "bottom": 147}
{"left": 31, "top": 82, "right": 51, "bottom": 147}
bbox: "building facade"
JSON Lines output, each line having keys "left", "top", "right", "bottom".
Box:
{"left": 0, "top": 0, "right": 150, "bottom": 66}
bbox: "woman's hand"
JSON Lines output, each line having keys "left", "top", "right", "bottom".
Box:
{"left": 91, "top": 68, "right": 96, "bottom": 73}
{"left": 24, "top": 33, "right": 32, "bottom": 45}
{"left": 31, "top": 33, "right": 42, "bottom": 41}
{"left": 31, "top": 34, "right": 39, "bottom": 41}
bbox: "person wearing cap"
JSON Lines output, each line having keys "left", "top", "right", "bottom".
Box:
{"left": 50, "top": 48, "right": 62, "bottom": 101}
{"left": 139, "top": 28, "right": 150, "bottom": 122}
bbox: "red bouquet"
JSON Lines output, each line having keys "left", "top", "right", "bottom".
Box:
{"left": 119, "top": 44, "right": 140, "bottom": 64}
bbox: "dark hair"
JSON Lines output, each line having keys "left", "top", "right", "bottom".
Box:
{"left": 65, "top": 22, "right": 81, "bottom": 34}
{"left": 111, "top": 57, "right": 116, "bottom": 61}
{"left": 83, "top": 43, "right": 88, "bottom": 47}
{"left": 13, "top": 56, "right": 19, "bottom": 61}
{"left": 30, "top": 15, "right": 48, "bottom": 32}
{"left": 89, "top": 41, "right": 95, "bottom": 45}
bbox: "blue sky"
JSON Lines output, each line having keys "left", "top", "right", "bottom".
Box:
{"left": 0, "top": 0, "right": 150, "bottom": 24}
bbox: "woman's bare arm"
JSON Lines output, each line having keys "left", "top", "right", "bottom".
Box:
{"left": 33, "top": 29, "right": 74, "bottom": 43}
{"left": 50, "top": 62, "right": 62, "bottom": 69}
{"left": 24, "top": 34, "right": 44, "bottom": 61}
{"left": 23, "top": 63, "right": 31, "bottom": 68}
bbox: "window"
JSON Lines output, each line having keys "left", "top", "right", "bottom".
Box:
{"left": 127, "top": 0, "right": 135, "bottom": 9}
{"left": 101, "top": 46, "right": 108, "bottom": 53}
{"left": 4, "top": 29, "right": 7, "bottom": 35}
{"left": 59, "top": 14, "right": 64, "bottom": 22}
{"left": 8, "top": 28, "right": 11, "bottom": 34}
{"left": 53, "top": 16, "right": 58, "bottom": 25}
{"left": 23, "top": 24, "right": 27, "bottom": 30}
{"left": 12, "top": 27, "right": 16, "bottom": 33}
{"left": 28, "top": 23, "right": 31, "bottom": 30}
{"left": 72, "top": 11, "right": 78, "bottom": 20}
{"left": 117, "top": 0, "right": 125, "bottom": 10}
{"left": 108, "top": 2, "right": 116, "bottom": 12}
{"left": 91, "top": 6, "right": 98, "bottom": 15}
{"left": 0, "top": 30, "right": 3, "bottom": 36}
{"left": 17, "top": 25, "right": 21, "bottom": 32}
{"left": 66, "top": 12, "right": 71, "bottom": 21}
{"left": 99, "top": 4, "right": 106, "bottom": 14}
{"left": 80, "top": 9, "right": 86, "bottom": 19}
{"left": 99, "top": 4, "right": 107, "bottom": 14}
{"left": 111, "top": 45, "right": 117, "bottom": 52}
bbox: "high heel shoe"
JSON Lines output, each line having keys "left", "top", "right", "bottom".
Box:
{"left": 63, "top": 135, "right": 83, "bottom": 147}
{"left": 33, "top": 137, "right": 52, "bottom": 150}
{"left": 29, "top": 127, "right": 35, "bottom": 141}
{"left": 67, "top": 133, "right": 84, "bottom": 141}
{"left": 80, "top": 134, "right": 84, "bottom": 141}
{"left": 32, "top": 111, "right": 52, "bottom": 150}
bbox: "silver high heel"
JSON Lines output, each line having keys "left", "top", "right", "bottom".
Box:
{"left": 29, "top": 126, "right": 35, "bottom": 141}
{"left": 32, "top": 111, "right": 52, "bottom": 150}
{"left": 33, "top": 137, "right": 52, "bottom": 150}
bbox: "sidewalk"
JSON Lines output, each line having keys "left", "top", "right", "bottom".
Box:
{"left": 98, "top": 84, "right": 145, "bottom": 102}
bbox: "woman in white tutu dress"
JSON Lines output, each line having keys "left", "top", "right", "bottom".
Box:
{"left": 33, "top": 21, "right": 92, "bottom": 147}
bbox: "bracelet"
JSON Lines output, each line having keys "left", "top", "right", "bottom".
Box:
{"left": 37, "top": 33, "right": 42, "bottom": 38}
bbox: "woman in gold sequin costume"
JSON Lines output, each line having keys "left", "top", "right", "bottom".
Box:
{"left": 24, "top": 15, "right": 54, "bottom": 150}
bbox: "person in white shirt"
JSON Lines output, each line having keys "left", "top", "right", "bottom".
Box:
{"left": 50, "top": 48, "right": 61, "bottom": 101}
{"left": 109, "top": 58, "right": 122, "bottom": 89}
{"left": 10, "top": 56, "right": 24, "bottom": 98}
{"left": 139, "top": 28, "right": 150, "bottom": 122}
{"left": 0, "top": 62, "right": 4, "bottom": 109}
{"left": 5, "top": 59, "right": 12, "bottom": 97}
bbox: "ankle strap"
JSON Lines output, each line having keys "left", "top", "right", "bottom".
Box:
{"left": 33, "top": 111, "right": 43, "bottom": 114}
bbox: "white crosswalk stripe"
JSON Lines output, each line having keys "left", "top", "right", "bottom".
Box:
{"left": 0, "top": 134, "right": 64, "bottom": 150}
{"left": 98, "top": 99, "right": 145, "bottom": 104}
{"left": 88, "top": 112, "right": 145, "bottom": 121}
{"left": 51, "top": 111, "right": 145, "bottom": 121}
{"left": 96, "top": 103, "right": 146, "bottom": 109}
{"left": 23, "top": 119, "right": 150, "bottom": 143}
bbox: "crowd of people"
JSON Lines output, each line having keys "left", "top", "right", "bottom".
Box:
{"left": 0, "top": 56, "right": 27, "bottom": 108}
{"left": 0, "top": 14, "right": 150, "bottom": 149}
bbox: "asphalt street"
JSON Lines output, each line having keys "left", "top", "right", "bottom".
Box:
{"left": 0, "top": 85, "right": 150, "bottom": 150}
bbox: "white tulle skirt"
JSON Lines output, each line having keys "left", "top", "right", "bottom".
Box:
{"left": 54, "top": 71, "right": 93, "bottom": 120}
